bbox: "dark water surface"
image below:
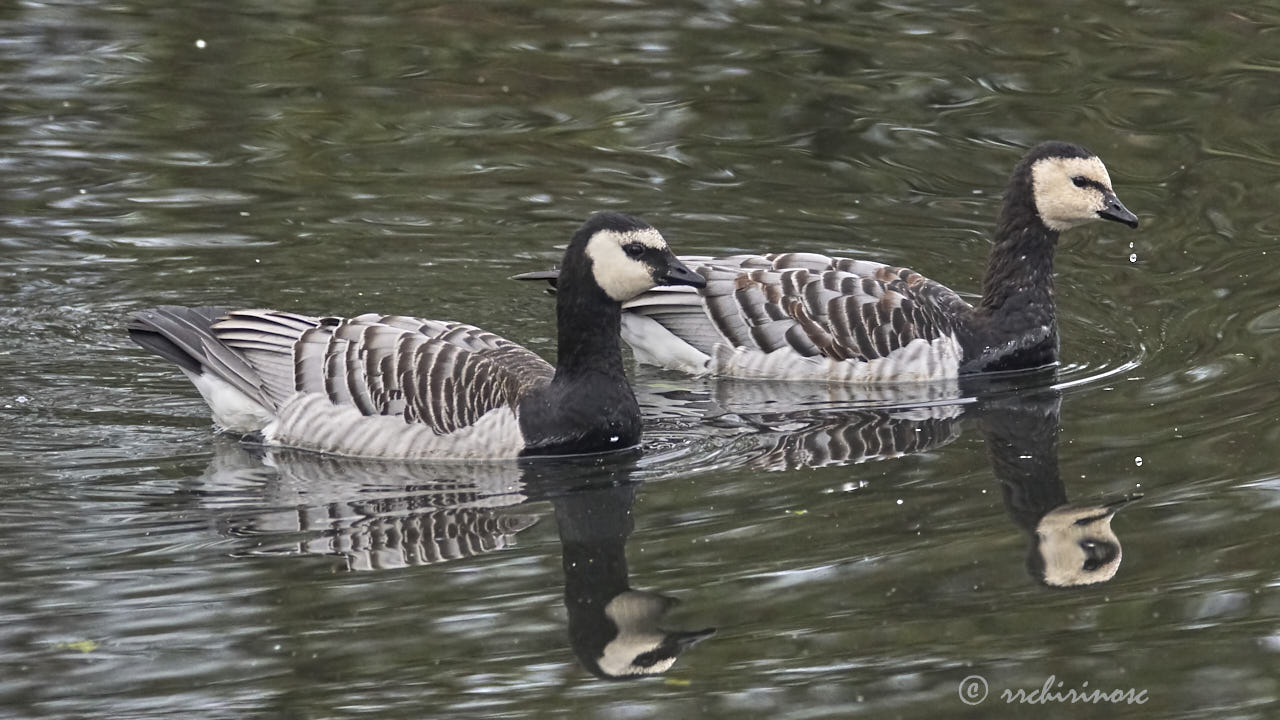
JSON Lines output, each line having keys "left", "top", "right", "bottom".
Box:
{"left": 3, "top": 1, "right": 1280, "bottom": 718}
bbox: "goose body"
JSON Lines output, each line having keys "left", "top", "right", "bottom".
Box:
{"left": 518, "top": 142, "right": 1139, "bottom": 384}
{"left": 128, "top": 212, "right": 705, "bottom": 460}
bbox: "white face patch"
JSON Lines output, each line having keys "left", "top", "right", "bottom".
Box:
{"left": 1030, "top": 156, "right": 1114, "bottom": 231}
{"left": 584, "top": 227, "right": 669, "bottom": 301}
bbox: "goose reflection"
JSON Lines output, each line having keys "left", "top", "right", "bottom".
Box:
{"left": 198, "top": 444, "right": 713, "bottom": 678}
{"left": 648, "top": 376, "right": 1137, "bottom": 586}
{"left": 974, "top": 390, "right": 1140, "bottom": 588}
{"left": 202, "top": 443, "right": 534, "bottom": 570}
{"left": 541, "top": 476, "right": 715, "bottom": 679}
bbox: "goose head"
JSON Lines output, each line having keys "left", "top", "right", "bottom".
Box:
{"left": 1024, "top": 141, "right": 1139, "bottom": 232}
{"left": 1029, "top": 495, "right": 1138, "bottom": 587}
{"left": 570, "top": 212, "right": 706, "bottom": 302}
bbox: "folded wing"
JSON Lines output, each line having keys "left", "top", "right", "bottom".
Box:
{"left": 626, "top": 253, "right": 971, "bottom": 364}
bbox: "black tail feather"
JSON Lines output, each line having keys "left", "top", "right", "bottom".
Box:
{"left": 127, "top": 305, "right": 231, "bottom": 374}
{"left": 510, "top": 268, "right": 561, "bottom": 291}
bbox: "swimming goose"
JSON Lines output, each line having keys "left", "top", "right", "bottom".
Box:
{"left": 517, "top": 142, "right": 1139, "bottom": 383}
{"left": 128, "top": 212, "right": 706, "bottom": 460}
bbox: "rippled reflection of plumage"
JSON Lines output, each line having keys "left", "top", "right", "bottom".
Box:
{"left": 202, "top": 444, "right": 533, "bottom": 570}
{"left": 197, "top": 445, "right": 713, "bottom": 678}
{"left": 647, "top": 378, "right": 966, "bottom": 471}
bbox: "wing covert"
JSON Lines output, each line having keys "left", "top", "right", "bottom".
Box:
{"left": 211, "top": 312, "right": 554, "bottom": 436}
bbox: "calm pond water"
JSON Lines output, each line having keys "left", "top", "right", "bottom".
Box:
{"left": 3, "top": 1, "right": 1280, "bottom": 718}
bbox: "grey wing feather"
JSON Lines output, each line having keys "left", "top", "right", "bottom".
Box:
{"left": 618, "top": 253, "right": 972, "bottom": 361}
{"left": 206, "top": 312, "right": 554, "bottom": 435}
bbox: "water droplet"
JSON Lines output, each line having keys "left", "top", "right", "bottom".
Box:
{"left": 1134, "top": 456, "right": 1143, "bottom": 466}
{"left": 895, "top": 498, "right": 903, "bottom": 505}
{"left": 1129, "top": 253, "right": 1137, "bottom": 263}
{"left": 609, "top": 435, "right": 619, "bottom": 443}
{"left": 195, "top": 39, "right": 206, "bottom": 49}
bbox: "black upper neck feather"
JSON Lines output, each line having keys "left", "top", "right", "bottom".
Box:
{"left": 553, "top": 273, "right": 628, "bottom": 378}
{"left": 978, "top": 153, "right": 1059, "bottom": 316}
{"left": 958, "top": 145, "right": 1091, "bottom": 374}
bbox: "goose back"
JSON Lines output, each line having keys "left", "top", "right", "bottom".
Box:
{"left": 619, "top": 253, "right": 973, "bottom": 382}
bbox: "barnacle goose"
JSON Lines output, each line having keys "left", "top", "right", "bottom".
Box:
{"left": 128, "top": 212, "right": 706, "bottom": 460}
{"left": 516, "top": 142, "right": 1139, "bottom": 383}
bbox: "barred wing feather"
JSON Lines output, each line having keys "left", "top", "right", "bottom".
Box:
{"left": 211, "top": 311, "right": 554, "bottom": 436}
{"left": 621, "top": 253, "right": 973, "bottom": 380}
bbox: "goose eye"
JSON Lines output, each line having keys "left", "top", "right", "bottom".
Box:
{"left": 1071, "top": 176, "right": 1088, "bottom": 188}
{"left": 622, "top": 242, "right": 646, "bottom": 259}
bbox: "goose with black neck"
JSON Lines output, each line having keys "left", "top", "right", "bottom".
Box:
{"left": 128, "top": 212, "right": 705, "bottom": 460}
{"left": 959, "top": 141, "right": 1138, "bottom": 374}
{"left": 516, "top": 142, "right": 1139, "bottom": 384}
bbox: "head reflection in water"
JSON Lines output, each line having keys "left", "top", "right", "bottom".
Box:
{"left": 979, "top": 389, "right": 1140, "bottom": 588}
{"left": 651, "top": 378, "right": 1140, "bottom": 588}
{"left": 1029, "top": 498, "right": 1135, "bottom": 587}
{"left": 590, "top": 591, "right": 716, "bottom": 678}
{"left": 552, "top": 481, "right": 715, "bottom": 680}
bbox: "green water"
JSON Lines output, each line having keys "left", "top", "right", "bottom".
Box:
{"left": 3, "top": 1, "right": 1279, "bottom": 718}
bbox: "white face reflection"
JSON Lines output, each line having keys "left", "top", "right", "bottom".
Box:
{"left": 1037, "top": 505, "right": 1123, "bottom": 587}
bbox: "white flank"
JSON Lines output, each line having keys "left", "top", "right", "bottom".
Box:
{"left": 262, "top": 394, "right": 527, "bottom": 460}
{"left": 184, "top": 369, "right": 274, "bottom": 432}
{"left": 707, "top": 335, "right": 964, "bottom": 384}
{"left": 620, "top": 314, "right": 710, "bottom": 374}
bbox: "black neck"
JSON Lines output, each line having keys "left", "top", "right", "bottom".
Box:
{"left": 517, "top": 265, "right": 641, "bottom": 457}
{"left": 553, "top": 278, "right": 627, "bottom": 381}
{"left": 980, "top": 395, "right": 1066, "bottom": 532}
{"left": 978, "top": 198, "right": 1059, "bottom": 325}
{"left": 959, "top": 181, "right": 1061, "bottom": 373}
